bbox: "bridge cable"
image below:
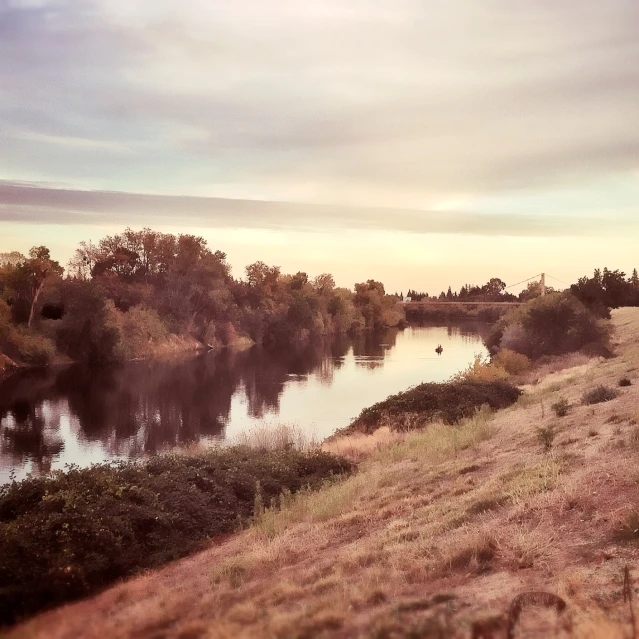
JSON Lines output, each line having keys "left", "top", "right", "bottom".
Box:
{"left": 545, "top": 274, "right": 571, "bottom": 287}
{"left": 504, "top": 274, "right": 542, "bottom": 290}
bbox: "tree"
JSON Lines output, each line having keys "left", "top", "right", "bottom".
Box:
{"left": 8, "top": 247, "right": 63, "bottom": 328}
{"left": 312, "top": 273, "right": 335, "bottom": 294}
{"left": 67, "top": 241, "right": 99, "bottom": 281}
{"left": 482, "top": 277, "right": 507, "bottom": 300}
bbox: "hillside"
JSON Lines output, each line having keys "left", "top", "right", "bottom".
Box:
{"left": 6, "top": 308, "right": 639, "bottom": 638}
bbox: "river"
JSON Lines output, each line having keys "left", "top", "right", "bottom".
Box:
{"left": 0, "top": 323, "right": 488, "bottom": 483}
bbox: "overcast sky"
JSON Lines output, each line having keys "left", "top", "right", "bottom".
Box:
{"left": 1, "top": 0, "right": 638, "bottom": 293}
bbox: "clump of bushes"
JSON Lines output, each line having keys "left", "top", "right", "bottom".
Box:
{"left": 485, "top": 293, "right": 608, "bottom": 360}
{"left": 582, "top": 385, "right": 620, "bottom": 405}
{"left": 619, "top": 378, "right": 632, "bottom": 387}
{"left": 343, "top": 380, "right": 521, "bottom": 434}
{"left": 551, "top": 398, "right": 570, "bottom": 417}
{"left": 0, "top": 447, "right": 351, "bottom": 624}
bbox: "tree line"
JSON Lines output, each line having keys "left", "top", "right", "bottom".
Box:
{"left": 0, "top": 228, "right": 405, "bottom": 366}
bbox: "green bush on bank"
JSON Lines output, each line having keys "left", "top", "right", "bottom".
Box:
{"left": 485, "top": 292, "right": 608, "bottom": 360}
{"left": 342, "top": 380, "right": 521, "bottom": 434}
{"left": 0, "top": 447, "right": 352, "bottom": 625}
{"left": 0, "top": 299, "right": 55, "bottom": 366}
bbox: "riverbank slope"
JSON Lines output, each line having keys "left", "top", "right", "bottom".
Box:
{"left": 6, "top": 308, "right": 639, "bottom": 638}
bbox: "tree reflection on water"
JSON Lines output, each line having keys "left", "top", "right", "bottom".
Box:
{"left": 0, "top": 323, "right": 487, "bottom": 481}
{"left": 0, "top": 330, "right": 399, "bottom": 478}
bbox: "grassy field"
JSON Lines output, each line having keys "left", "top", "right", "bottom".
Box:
{"left": 6, "top": 308, "right": 639, "bottom": 638}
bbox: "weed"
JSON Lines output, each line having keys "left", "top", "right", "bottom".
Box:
{"left": 210, "top": 556, "right": 251, "bottom": 589}
{"left": 582, "top": 385, "right": 620, "bottom": 405}
{"left": 551, "top": 398, "right": 570, "bottom": 417}
{"left": 537, "top": 425, "right": 556, "bottom": 452}
{"left": 619, "top": 377, "right": 632, "bottom": 387}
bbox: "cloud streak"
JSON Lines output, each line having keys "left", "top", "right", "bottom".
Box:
{"left": 1, "top": 181, "right": 636, "bottom": 238}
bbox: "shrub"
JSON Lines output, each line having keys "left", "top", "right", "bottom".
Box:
{"left": 55, "top": 281, "right": 122, "bottom": 364}
{"left": 453, "top": 354, "right": 509, "bottom": 383}
{"left": 0, "top": 306, "right": 55, "bottom": 366}
{"left": 0, "top": 447, "right": 352, "bottom": 624}
{"left": 492, "top": 349, "right": 531, "bottom": 375}
{"left": 537, "top": 425, "right": 555, "bottom": 452}
{"left": 582, "top": 385, "right": 620, "bottom": 405}
{"left": 551, "top": 398, "right": 570, "bottom": 417}
{"left": 485, "top": 293, "right": 607, "bottom": 360}
{"left": 109, "top": 303, "right": 169, "bottom": 359}
{"left": 619, "top": 378, "right": 632, "bottom": 387}
{"left": 343, "top": 380, "right": 521, "bottom": 434}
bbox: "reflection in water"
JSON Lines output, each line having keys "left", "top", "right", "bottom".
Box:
{"left": 1, "top": 323, "right": 487, "bottom": 483}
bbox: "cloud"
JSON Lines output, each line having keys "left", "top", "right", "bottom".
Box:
{"left": 1, "top": 180, "right": 637, "bottom": 238}
{"left": 0, "top": 0, "right": 637, "bottom": 207}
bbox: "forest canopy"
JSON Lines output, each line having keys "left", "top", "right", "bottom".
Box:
{"left": 0, "top": 228, "right": 406, "bottom": 365}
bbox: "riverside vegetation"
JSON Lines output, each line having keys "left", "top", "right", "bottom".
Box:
{"left": 3, "top": 283, "right": 639, "bottom": 636}
{"left": 0, "top": 229, "right": 406, "bottom": 371}
{"left": 0, "top": 447, "right": 352, "bottom": 624}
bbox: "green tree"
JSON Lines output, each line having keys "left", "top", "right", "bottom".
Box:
{"left": 8, "top": 247, "right": 63, "bottom": 328}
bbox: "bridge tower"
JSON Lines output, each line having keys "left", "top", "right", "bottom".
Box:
{"left": 540, "top": 273, "right": 546, "bottom": 296}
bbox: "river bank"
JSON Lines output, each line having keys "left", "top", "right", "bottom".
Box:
{"left": 5, "top": 309, "right": 639, "bottom": 637}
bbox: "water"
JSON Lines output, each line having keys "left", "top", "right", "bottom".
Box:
{"left": 0, "top": 323, "right": 488, "bottom": 483}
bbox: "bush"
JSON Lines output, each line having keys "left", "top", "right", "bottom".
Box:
{"left": 492, "top": 349, "right": 531, "bottom": 375}
{"left": 343, "top": 380, "right": 521, "bottom": 434}
{"left": 582, "top": 385, "right": 620, "bottom": 405}
{"left": 453, "top": 354, "right": 509, "bottom": 383}
{"left": 485, "top": 293, "right": 607, "bottom": 360}
{"left": 0, "top": 447, "right": 352, "bottom": 624}
{"left": 0, "top": 305, "right": 55, "bottom": 366}
{"left": 551, "top": 398, "right": 570, "bottom": 417}
{"left": 109, "top": 303, "right": 169, "bottom": 359}
{"left": 56, "top": 281, "right": 122, "bottom": 364}
{"left": 619, "top": 378, "right": 632, "bottom": 387}
{"left": 537, "top": 425, "right": 555, "bottom": 452}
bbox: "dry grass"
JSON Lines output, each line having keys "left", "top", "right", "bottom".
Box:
{"left": 232, "top": 423, "right": 318, "bottom": 451}
{"left": 7, "top": 308, "right": 639, "bottom": 639}
{"left": 321, "top": 426, "right": 404, "bottom": 463}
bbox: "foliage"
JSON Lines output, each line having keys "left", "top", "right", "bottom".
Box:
{"left": 55, "top": 281, "right": 122, "bottom": 364}
{"left": 343, "top": 380, "right": 521, "bottom": 433}
{"left": 581, "top": 385, "right": 620, "bottom": 405}
{"left": 0, "top": 447, "right": 352, "bottom": 624}
{"left": 551, "top": 398, "right": 570, "bottom": 417}
{"left": 536, "top": 425, "right": 555, "bottom": 452}
{"left": 452, "top": 354, "right": 509, "bottom": 383}
{"left": 619, "top": 378, "right": 632, "bottom": 387}
{"left": 0, "top": 247, "right": 63, "bottom": 327}
{"left": 107, "top": 303, "right": 169, "bottom": 359}
{"left": 492, "top": 348, "right": 531, "bottom": 375}
{"left": 571, "top": 267, "right": 639, "bottom": 318}
{"left": 0, "top": 300, "right": 55, "bottom": 365}
{"left": 485, "top": 292, "right": 607, "bottom": 359}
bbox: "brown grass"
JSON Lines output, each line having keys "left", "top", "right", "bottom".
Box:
{"left": 6, "top": 307, "right": 639, "bottom": 639}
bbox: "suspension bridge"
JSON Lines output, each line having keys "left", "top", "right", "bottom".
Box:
{"left": 403, "top": 273, "right": 570, "bottom": 307}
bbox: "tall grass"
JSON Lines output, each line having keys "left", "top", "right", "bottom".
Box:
{"left": 232, "top": 423, "right": 317, "bottom": 451}
{"left": 374, "top": 404, "right": 496, "bottom": 464}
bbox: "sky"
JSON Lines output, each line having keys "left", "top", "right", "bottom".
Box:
{"left": 0, "top": 0, "right": 638, "bottom": 294}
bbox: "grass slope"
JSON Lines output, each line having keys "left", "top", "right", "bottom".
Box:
{"left": 6, "top": 308, "right": 639, "bottom": 639}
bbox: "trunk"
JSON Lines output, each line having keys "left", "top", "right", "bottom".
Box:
{"left": 27, "top": 281, "right": 44, "bottom": 329}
